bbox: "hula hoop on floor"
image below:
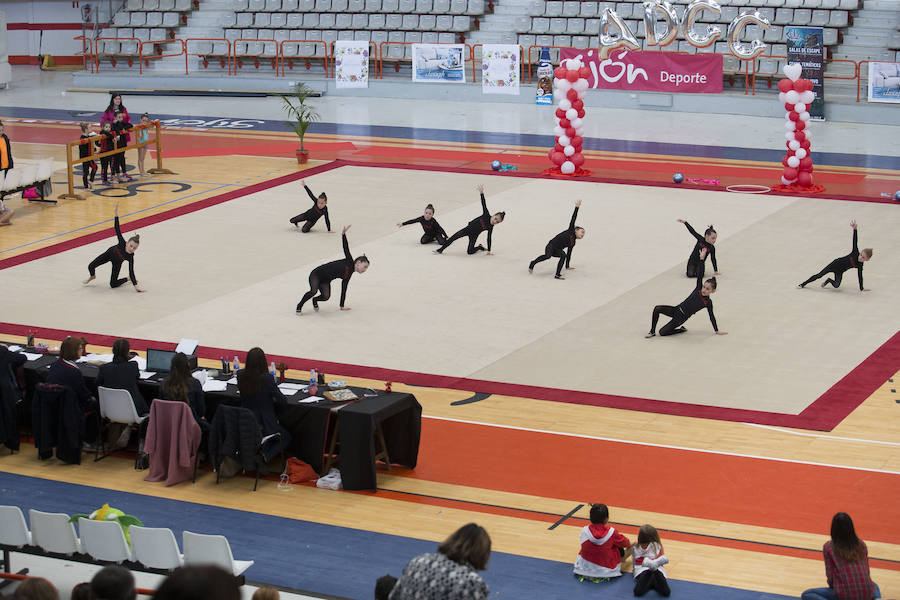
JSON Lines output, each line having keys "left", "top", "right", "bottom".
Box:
{"left": 726, "top": 184, "right": 771, "bottom": 194}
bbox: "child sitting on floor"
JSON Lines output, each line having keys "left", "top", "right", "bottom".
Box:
{"left": 574, "top": 503, "right": 632, "bottom": 582}
{"left": 632, "top": 524, "right": 670, "bottom": 597}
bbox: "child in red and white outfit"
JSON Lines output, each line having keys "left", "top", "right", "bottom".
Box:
{"left": 574, "top": 503, "right": 632, "bottom": 582}
{"left": 632, "top": 524, "right": 670, "bottom": 597}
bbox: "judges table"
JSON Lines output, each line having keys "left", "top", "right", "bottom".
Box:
{"left": 14, "top": 349, "right": 421, "bottom": 491}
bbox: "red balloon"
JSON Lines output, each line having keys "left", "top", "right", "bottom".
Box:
{"left": 798, "top": 171, "right": 813, "bottom": 186}
{"left": 551, "top": 152, "right": 565, "bottom": 166}
{"left": 566, "top": 89, "right": 578, "bottom": 101}
{"left": 795, "top": 120, "right": 806, "bottom": 131}
{"left": 799, "top": 157, "right": 813, "bottom": 169}
{"left": 578, "top": 66, "right": 590, "bottom": 79}
{"left": 784, "top": 103, "right": 794, "bottom": 111}
{"left": 572, "top": 99, "right": 584, "bottom": 110}
{"left": 554, "top": 143, "right": 564, "bottom": 153}
{"left": 559, "top": 118, "right": 571, "bottom": 129}
{"left": 785, "top": 141, "right": 794, "bottom": 150}
{"left": 794, "top": 131, "right": 806, "bottom": 142}
{"left": 800, "top": 139, "right": 811, "bottom": 150}
{"left": 548, "top": 150, "right": 554, "bottom": 161}
{"left": 571, "top": 135, "right": 583, "bottom": 147}
{"left": 789, "top": 112, "right": 799, "bottom": 121}
{"left": 566, "top": 70, "right": 579, "bottom": 82}
{"left": 783, "top": 167, "right": 798, "bottom": 180}
{"left": 781, "top": 156, "right": 790, "bottom": 167}
{"left": 555, "top": 108, "right": 566, "bottom": 119}
{"left": 571, "top": 153, "right": 585, "bottom": 167}
{"left": 802, "top": 79, "right": 814, "bottom": 92}
{"left": 577, "top": 109, "right": 585, "bottom": 118}
{"left": 793, "top": 79, "right": 806, "bottom": 91}
{"left": 565, "top": 127, "right": 576, "bottom": 137}
{"left": 777, "top": 78, "right": 793, "bottom": 93}
{"left": 554, "top": 66, "right": 566, "bottom": 79}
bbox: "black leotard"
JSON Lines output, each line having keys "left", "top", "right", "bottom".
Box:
{"left": 437, "top": 193, "right": 495, "bottom": 254}
{"left": 290, "top": 185, "right": 332, "bottom": 232}
{"left": 401, "top": 215, "right": 448, "bottom": 244}
{"left": 649, "top": 276, "right": 718, "bottom": 335}
{"left": 530, "top": 205, "right": 579, "bottom": 276}
{"left": 296, "top": 233, "right": 355, "bottom": 311}
{"left": 87, "top": 215, "right": 136, "bottom": 288}
{"left": 684, "top": 221, "right": 717, "bottom": 278}
{"left": 800, "top": 229, "right": 865, "bottom": 290}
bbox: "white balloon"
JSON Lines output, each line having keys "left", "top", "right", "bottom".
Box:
{"left": 800, "top": 90, "right": 815, "bottom": 104}
{"left": 785, "top": 122, "right": 796, "bottom": 131}
{"left": 556, "top": 79, "right": 572, "bottom": 92}
{"left": 785, "top": 113, "right": 793, "bottom": 121}
{"left": 785, "top": 90, "right": 800, "bottom": 104}
{"left": 571, "top": 118, "right": 583, "bottom": 129}
{"left": 558, "top": 135, "right": 571, "bottom": 146}
{"left": 553, "top": 126, "right": 565, "bottom": 137}
{"left": 553, "top": 89, "right": 566, "bottom": 101}
{"left": 565, "top": 58, "right": 582, "bottom": 70}
{"left": 785, "top": 132, "right": 795, "bottom": 141}
{"left": 564, "top": 145, "right": 576, "bottom": 157}
{"left": 574, "top": 127, "right": 585, "bottom": 136}
{"left": 781, "top": 176, "right": 794, "bottom": 185}
{"left": 787, "top": 156, "right": 800, "bottom": 168}
{"left": 561, "top": 161, "right": 575, "bottom": 174}
{"left": 789, "top": 140, "right": 800, "bottom": 150}
{"left": 795, "top": 148, "right": 807, "bottom": 159}
{"left": 559, "top": 98, "right": 572, "bottom": 111}
{"left": 577, "top": 90, "right": 586, "bottom": 100}
{"left": 565, "top": 108, "right": 578, "bottom": 121}
{"left": 573, "top": 79, "right": 589, "bottom": 92}
{"left": 778, "top": 92, "right": 787, "bottom": 103}
{"left": 799, "top": 112, "right": 810, "bottom": 121}
{"left": 794, "top": 103, "right": 806, "bottom": 113}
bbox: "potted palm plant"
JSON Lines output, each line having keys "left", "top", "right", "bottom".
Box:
{"left": 281, "top": 82, "right": 320, "bottom": 164}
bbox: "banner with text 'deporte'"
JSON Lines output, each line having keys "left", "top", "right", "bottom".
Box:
{"left": 560, "top": 48, "right": 723, "bottom": 94}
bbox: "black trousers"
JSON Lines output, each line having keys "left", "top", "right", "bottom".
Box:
{"left": 686, "top": 259, "right": 705, "bottom": 278}
{"left": 530, "top": 243, "right": 566, "bottom": 276}
{"left": 82, "top": 160, "right": 97, "bottom": 188}
{"left": 801, "top": 259, "right": 846, "bottom": 288}
{"left": 650, "top": 305, "right": 687, "bottom": 336}
{"left": 634, "top": 570, "right": 670, "bottom": 597}
{"left": 439, "top": 226, "right": 484, "bottom": 254}
{"left": 421, "top": 231, "right": 447, "bottom": 245}
{"left": 100, "top": 156, "right": 112, "bottom": 181}
{"left": 289, "top": 209, "right": 323, "bottom": 233}
{"left": 296, "top": 270, "right": 333, "bottom": 311}
{"left": 88, "top": 249, "right": 128, "bottom": 288}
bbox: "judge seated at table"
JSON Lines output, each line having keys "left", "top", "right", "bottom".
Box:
{"left": 47, "top": 337, "right": 96, "bottom": 412}
{"left": 96, "top": 338, "right": 148, "bottom": 416}
{"left": 158, "top": 352, "right": 208, "bottom": 431}
{"left": 237, "top": 347, "right": 291, "bottom": 462}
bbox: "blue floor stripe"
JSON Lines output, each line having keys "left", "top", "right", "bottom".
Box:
{"left": 2, "top": 105, "right": 899, "bottom": 171}
{"left": 0, "top": 471, "right": 794, "bottom": 600}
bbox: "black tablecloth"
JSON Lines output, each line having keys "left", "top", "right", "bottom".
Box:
{"left": 14, "top": 348, "right": 420, "bottom": 490}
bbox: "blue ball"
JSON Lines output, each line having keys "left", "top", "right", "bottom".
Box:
{"left": 894, "top": 190, "right": 900, "bottom": 202}
{"left": 673, "top": 173, "right": 684, "bottom": 184}
{"left": 491, "top": 160, "right": 502, "bottom": 171}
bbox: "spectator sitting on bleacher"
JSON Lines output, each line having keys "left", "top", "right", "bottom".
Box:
{"left": 0, "top": 120, "right": 14, "bottom": 226}
{"left": 12, "top": 577, "right": 58, "bottom": 600}
{"left": 574, "top": 503, "right": 632, "bottom": 583}
{"left": 252, "top": 585, "right": 281, "bottom": 600}
{"left": 91, "top": 565, "right": 136, "bottom": 600}
{"left": 389, "top": 523, "right": 491, "bottom": 600}
{"left": 153, "top": 566, "right": 240, "bottom": 600}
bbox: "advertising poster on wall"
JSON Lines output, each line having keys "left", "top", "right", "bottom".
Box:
{"left": 535, "top": 46, "right": 554, "bottom": 104}
{"left": 559, "top": 48, "right": 723, "bottom": 93}
{"left": 333, "top": 40, "right": 369, "bottom": 89}
{"left": 481, "top": 44, "right": 520, "bottom": 95}
{"left": 785, "top": 26, "right": 825, "bottom": 120}
{"left": 868, "top": 62, "right": 900, "bottom": 103}
{"left": 412, "top": 44, "right": 466, "bottom": 83}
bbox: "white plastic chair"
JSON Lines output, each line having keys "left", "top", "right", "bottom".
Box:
{"left": 97, "top": 386, "right": 149, "bottom": 461}
{"left": 18, "top": 164, "right": 36, "bottom": 187}
{"left": 79, "top": 518, "right": 132, "bottom": 563}
{"left": 0, "top": 506, "right": 31, "bottom": 547}
{"left": 3, "top": 169, "right": 20, "bottom": 191}
{"left": 28, "top": 510, "right": 80, "bottom": 555}
{"left": 183, "top": 531, "right": 254, "bottom": 576}
{"left": 130, "top": 526, "right": 184, "bottom": 570}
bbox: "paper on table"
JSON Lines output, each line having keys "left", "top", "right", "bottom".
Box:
{"left": 78, "top": 353, "right": 113, "bottom": 364}
{"left": 8, "top": 345, "right": 22, "bottom": 352}
{"left": 202, "top": 380, "right": 228, "bottom": 392}
{"left": 278, "top": 384, "right": 301, "bottom": 396}
{"left": 226, "top": 377, "right": 237, "bottom": 385}
{"left": 175, "top": 338, "right": 199, "bottom": 355}
{"left": 130, "top": 355, "right": 147, "bottom": 370}
{"left": 23, "top": 352, "right": 43, "bottom": 361}
{"left": 298, "top": 396, "right": 323, "bottom": 404}
{"left": 278, "top": 382, "right": 308, "bottom": 391}
{"left": 139, "top": 371, "right": 155, "bottom": 380}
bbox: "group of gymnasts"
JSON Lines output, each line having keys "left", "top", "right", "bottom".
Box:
{"left": 81, "top": 182, "right": 875, "bottom": 338}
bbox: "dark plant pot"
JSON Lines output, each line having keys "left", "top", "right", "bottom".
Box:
{"left": 296, "top": 149, "right": 309, "bottom": 164}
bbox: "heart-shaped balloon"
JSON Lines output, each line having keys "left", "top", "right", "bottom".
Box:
{"left": 783, "top": 62, "right": 802, "bottom": 81}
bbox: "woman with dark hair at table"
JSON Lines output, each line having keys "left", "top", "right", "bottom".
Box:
{"left": 46, "top": 336, "right": 99, "bottom": 445}
{"left": 96, "top": 338, "right": 148, "bottom": 416}
{"left": 238, "top": 347, "right": 291, "bottom": 462}
{"left": 159, "top": 352, "right": 207, "bottom": 430}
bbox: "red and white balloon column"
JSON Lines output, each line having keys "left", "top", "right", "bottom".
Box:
{"left": 546, "top": 57, "right": 591, "bottom": 176}
{"left": 778, "top": 63, "right": 816, "bottom": 189}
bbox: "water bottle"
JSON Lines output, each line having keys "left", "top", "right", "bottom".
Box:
{"left": 269, "top": 361, "right": 276, "bottom": 377}
{"left": 309, "top": 369, "right": 318, "bottom": 396}
{"left": 233, "top": 355, "right": 240, "bottom": 373}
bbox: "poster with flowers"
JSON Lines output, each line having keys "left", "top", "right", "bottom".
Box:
{"left": 334, "top": 40, "right": 369, "bottom": 89}
{"left": 482, "top": 44, "right": 520, "bottom": 95}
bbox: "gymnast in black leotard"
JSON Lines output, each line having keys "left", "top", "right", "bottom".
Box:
{"left": 397, "top": 203, "right": 448, "bottom": 245}
{"left": 646, "top": 274, "right": 727, "bottom": 337}
{"left": 529, "top": 200, "right": 584, "bottom": 279}
{"left": 678, "top": 219, "right": 718, "bottom": 278}
{"left": 83, "top": 203, "right": 145, "bottom": 292}
{"left": 290, "top": 179, "right": 332, "bottom": 233}
{"left": 799, "top": 220, "right": 872, "bottom": 291}
{"left": 434, "top": 185, "right": 505, "bottom": 255}
{"left": 295, "top": 225, "right": 369, "bottom": 314}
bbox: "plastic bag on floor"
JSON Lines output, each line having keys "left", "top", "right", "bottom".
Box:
{"left": 316, "top": 467, "right": 342, "bottom": 490}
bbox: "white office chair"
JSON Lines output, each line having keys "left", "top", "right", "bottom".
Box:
{"left": 183, "top": 531, "right": 254, "bottom": 576}
{"left": 28, "top": 510, "right": 80, "bottom": 555}
{"left": 78, "top": 518, "right": 133, "bottom": 563}
{"left": 97, "top": 386, "right": 149, "bottom": 461}
{"left": 130, "top": 526, "right": 184, "bottom": 570}
{"left": 0, "top": 506, "right": 31, "bottom": 547}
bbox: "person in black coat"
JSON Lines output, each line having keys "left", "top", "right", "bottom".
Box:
{"left": 46, "top": 337, "right": 95, "bottom": 411}
{"left": 96, "top": 338, "right": 148, "bottom": 415}
{"left": 237, "top": 347, "right": 291, "bottom": 461}
{"left": 0, "top": 344, "right": 27, "bottom": 451}
{"left": 158, "top": 352, "right": 207, "bottom": 427}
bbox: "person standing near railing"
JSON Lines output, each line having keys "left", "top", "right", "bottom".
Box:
{"left": 102, "top": 93, "right": 132, "bottom": 180}
{"left": 0, "top": 121, "right": 14, "bottom": 226}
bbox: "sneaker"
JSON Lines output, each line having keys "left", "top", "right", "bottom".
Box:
{"left": 798, "top": 283, "right": 805, "bottom": 288}
{"left": 123, "top": 174, "right": 133, "bottom": 182}
{"left": 554, "top": 274, "right": 565, "bottom": 280}
{"left": 102, "top": 178, "right": 110, "bottom": 186}
{"left": 645, "top": 332, "right": 656, "bottom": 338}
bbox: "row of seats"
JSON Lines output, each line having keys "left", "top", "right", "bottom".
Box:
{"left": 522, "top": 7, "right": 849, "bottom": 28}
{"left": 125, "top": 0, "right": 192, "bottom": 9}
{"left": 519, "top": 33, "right": 791, "bottom": 55}
{"left": 235, "top": 0, "right": 484, "bottom": 14}
{"left": 224, "top": 13, "right": 474, "bottom": 30}
{"left": 0, "top": 506, "right": 253, "bottom": 577}
{"left": 529, "top": 0, "right": 857, "bottom": 15}
{"left": 99, "top": 27, "right": 170, "bottom": 53}
{"left": 112, "top": 11, "right": 182, "bottom": 27}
